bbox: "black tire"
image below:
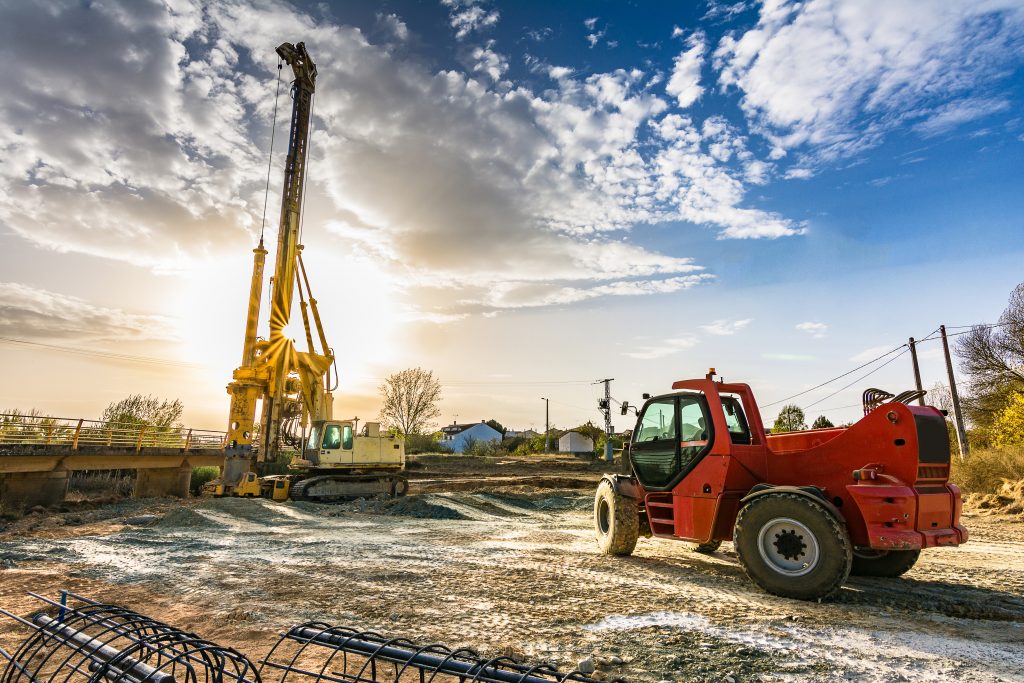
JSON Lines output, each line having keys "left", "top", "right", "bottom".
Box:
{"left": 850, "top": 549, "right": 920, "bottom": 577}
{"left": 734, "top": 493, "right": 852, "bottom": 601}
{"left": 687, "top": 540, "right": 722, "bottom": 554}
{"left": 594, "top": 479, "right": 639, "bottom": 556}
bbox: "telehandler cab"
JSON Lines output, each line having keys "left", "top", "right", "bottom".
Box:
{"left": 595, "top": 370, "right": 967, "bottom": 601}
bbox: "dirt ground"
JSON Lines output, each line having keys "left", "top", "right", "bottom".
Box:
{"left": 1, "top": 454, "right": 1023, "bottom": 682}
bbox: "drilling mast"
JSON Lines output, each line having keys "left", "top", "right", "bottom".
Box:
{"left": 222, "top": 42, "right": 333, "bottom": 486}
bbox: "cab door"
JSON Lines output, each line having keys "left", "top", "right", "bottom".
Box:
{"left": 318, "top": 422, "right": 354, "bottom": 466}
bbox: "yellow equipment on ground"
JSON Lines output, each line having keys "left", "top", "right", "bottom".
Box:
{"left": 205, "top": 41, "right": 406, "bottom": 502}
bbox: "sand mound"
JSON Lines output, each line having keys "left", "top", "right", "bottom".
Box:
{"left": 964, "top": 479, "right": 1024, "bottom": 516}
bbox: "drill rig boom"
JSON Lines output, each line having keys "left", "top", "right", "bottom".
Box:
{"left": 213, "top": 42, "right": 405, "bottom": 500}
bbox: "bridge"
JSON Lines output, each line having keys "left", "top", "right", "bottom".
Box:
{"left": 0, "top": 413, "right": 227, "bottom": 510}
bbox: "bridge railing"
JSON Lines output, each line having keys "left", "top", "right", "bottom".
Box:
{"left": 0, "top": 413, "right": 226, "bottom": 452}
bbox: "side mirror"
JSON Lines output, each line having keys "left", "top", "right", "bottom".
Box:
{"left": 620, "top": 401, "right": 629, "bottom": 416}
{"left": 642, "top": 393, "right": 651, "bottom": 400}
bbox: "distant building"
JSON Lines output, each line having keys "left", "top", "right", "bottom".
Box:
{"left": 440, "top": 421, "right": 502, "bottom": 453}
{"left": 558, "top": 431, "right": 594, "bottom": 454}
{"left": 505, "top": 428, "right": 540, "bottom": 439}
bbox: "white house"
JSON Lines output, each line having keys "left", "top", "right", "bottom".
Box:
{"left": 440, "top": 421, "right": 502, "bottom": 453}
{"left": 558, "top": 431, "right": 594, "bottom": 454}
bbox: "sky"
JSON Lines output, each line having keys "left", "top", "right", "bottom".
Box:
{"left": 0, "top": 0, "right": 1022, "bottom": 434}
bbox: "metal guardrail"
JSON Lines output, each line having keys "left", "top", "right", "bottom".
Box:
{"left": 0, "top": 414, "right": 226, "bottom": 452}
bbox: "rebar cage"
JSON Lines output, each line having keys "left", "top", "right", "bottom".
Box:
{"left": 261, "top": 623, "right": 594, "bottom": 683}
{"left": 1, "top": 596, "right": 603, "bottom": 683}
{"left": 0, "top": 592, "right": 260, "bottom": 683}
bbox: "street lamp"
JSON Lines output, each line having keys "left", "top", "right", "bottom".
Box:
{"left": 540, "top": 397, "right": 550, "bottom": 452}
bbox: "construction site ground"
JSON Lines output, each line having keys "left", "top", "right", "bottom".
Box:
{"left": 1, "top": 453, "right": 1022, "bottom": 682}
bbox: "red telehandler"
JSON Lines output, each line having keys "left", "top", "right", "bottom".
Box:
{"left": 594, "top": 370, "right": 967, "bottom": 601}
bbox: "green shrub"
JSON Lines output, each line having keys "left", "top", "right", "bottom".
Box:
{"left": 950, "top": 445, "right": 1024, "bottom": 494}
{"left": 190, "top": 466, "right": 221, "bottom": 496}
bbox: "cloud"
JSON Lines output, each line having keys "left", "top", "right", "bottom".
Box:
{"left": 376, "top": 13, "right": 409, "bottom": 42}
{"left": 714, "top": 0, "right": 1024, "bottom": 163}
{"left": 914, "top": 97, "right": 1011, "bottom": 137}
{"left": 849, "top": 344, "right": 896, "bottom": 363}
{"left": 0, "top": 0, "right": 804, "bottom": 319}
{"left": 442, "top": 0, "right": 499, "bottom": 40}
{"left": 666, "top": 31, "right": 706, "bottom": 108}
{"left": 796, "top": 321, "right": 828, "bottom": 338}
{"left": 700, "top": 318, "right": 751, "bottom": 336}
{"left": 762, "top": 352, "right": 815, "bottom": 362}
{"left": 623, "top": 335, "right": 699, "bottom": 360}
{"left": 0, "top": 283, "right": 173, "bottom": 342}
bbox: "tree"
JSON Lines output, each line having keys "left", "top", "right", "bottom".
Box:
{"left": 101, "top": 394, "right": 183, "bottom": 429}
{"left": 956, "top": 282, "right": 1024, "bottom": 432}
{"left": 378, "top": 367, "right": 442, "bottom": 437}
{"left": 485, "top": 419, "right": 506, "bottom": 436}
{"left": 811, "top": 415, "right": 834, "bottom": 429}
{"left": 991, "top": 392, "right": 1024, "bottom": 448}
{"left": 773, "top": 404, "right": 806, "bottom": 433}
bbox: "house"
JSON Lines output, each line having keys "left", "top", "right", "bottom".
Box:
{"left": 439, "top": 421, "right": 502, "bottom": 453}
{"left": 505, "top": 428, "right": 540, "bottom": 439}
{"left": 558, "top": 431, "right": 594, "bottom": 454}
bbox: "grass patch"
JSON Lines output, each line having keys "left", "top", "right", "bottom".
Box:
{"left": 950, "top": 445, "right": 1024, "bottom": 494}
{"left": 951, "top": 445, "right": 1024, "bottom": 515}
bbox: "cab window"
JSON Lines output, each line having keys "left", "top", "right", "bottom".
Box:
{"left": 679, "top": 395, "right": 710, "bottom": 471}
{"left": 636, "top": 399, "right": 675, "bottom": 442}
{"left": 322, "top": 424, "right": 342, "bottom": 449}
{"left": 721, "top": 395, "right": 752, "bottom": 445}
{"left": 307, "top": 425, "right": 321, "bottom": 450}
{"left": 341, "top": 425, "right": 353, "bottom": 450}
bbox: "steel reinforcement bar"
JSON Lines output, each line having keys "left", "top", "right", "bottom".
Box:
{"left": 261, "top": 623, "right": 597, "bottom": 683}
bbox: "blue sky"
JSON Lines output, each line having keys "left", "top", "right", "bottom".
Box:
{"left": 0, "top": 0, "right": 1022, "bottom": 431}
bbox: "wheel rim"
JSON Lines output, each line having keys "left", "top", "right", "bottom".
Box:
{"left": 597, "top": 497, "right": 611, "bottom": 535}
{"left": 757, "top": 517, "right": 820, "bottom": 576}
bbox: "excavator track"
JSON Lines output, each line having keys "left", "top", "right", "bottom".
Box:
{"left": 290, "top": 473, "right": 408, "bottom": 502}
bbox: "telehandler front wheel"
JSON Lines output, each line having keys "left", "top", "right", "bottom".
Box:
{"left": 734, "top": 493, "right": 852, "bottom": 601}
{"left": 594, "top": 479, "right": 639, "bottom": 556}
{"left": 850, "top": 548, "right": 920, "bottom": 577}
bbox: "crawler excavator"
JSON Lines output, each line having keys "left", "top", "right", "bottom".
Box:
{"left": 206, "top": 41, "right": 406, "bottom": 502}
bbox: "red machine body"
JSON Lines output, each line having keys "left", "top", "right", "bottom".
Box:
{"left": 628, "top": 378, "right": 967, "bottom": 552}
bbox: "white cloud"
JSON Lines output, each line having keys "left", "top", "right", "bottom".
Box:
{"left": 470, "top": 44, "right": 508, "bottom": 82}
{"left": 0, "top": 282, "right": 173, "bottom": 341}
{"left": 796, "top": 321, "right": 828, "bottom": 338}
{"left": 914, "top": 97, "right": 1011, "bottom": 137}
{"left": 700, "top": 318, "right": 751, "bottom": 336}
{"left": 0, "top": 0, "right": 805, "bottom": 320}
{"left": 849, "top": 344, "right": 895, "bottom": 363}
{"left": 376, "top": 13, "right": 409, "bottom": 42}
{"left": 442, "top": 0, "right": 499, "bottom": 40}
{"left": 715, "top": 0, "right": 1024, "bottom": 163}
{"left": 666, "top": 31, "right": 706, "bottom": 108}
{"left": 624, "top": 335, "right": 699, "bottom": 360}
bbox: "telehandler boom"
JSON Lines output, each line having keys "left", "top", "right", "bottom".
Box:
{"left": 595, "top": 369, "right": 967, "bottom": 601}
{"left": 209, "top": 41, "right": 405, "bottom": 501}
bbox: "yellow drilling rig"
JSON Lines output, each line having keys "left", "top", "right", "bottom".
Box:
{"left": 207, "top": 42, "right": 406, "bottom": 502}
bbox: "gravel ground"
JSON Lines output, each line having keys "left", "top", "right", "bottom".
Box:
{"left": 0, "top": 468, "right": 1022, "bottom": 683}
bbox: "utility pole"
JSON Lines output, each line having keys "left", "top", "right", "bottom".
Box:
{"left": 596, "top": 379, "right": 614, "bottom": 462}
{"left": 540, "top": 398, "right": 550, "bottom": 453}
{"left": 940, "top": 325, "right": 970, "bottom": 460}
{"left": 908, "top": 337, "right": 925, "bottom": 406}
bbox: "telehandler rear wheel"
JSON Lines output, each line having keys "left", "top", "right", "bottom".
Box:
{"left": 850, "top": 548, "right": 920, "bottom": 577}
{"left": 734, "top": 493, "right": 852, "bottom": 601}
{"left": 594, "top": 479, "right": 639, "bottom": 556}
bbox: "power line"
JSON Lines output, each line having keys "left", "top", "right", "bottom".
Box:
{"left": 0, "top": 337, "right": 197, "bottom": 368}
{"left": 760, "top": 343, "right": 907, "bottom": 409}
{"left": 803, "top": 347, "right": 910, "bottom": 410}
